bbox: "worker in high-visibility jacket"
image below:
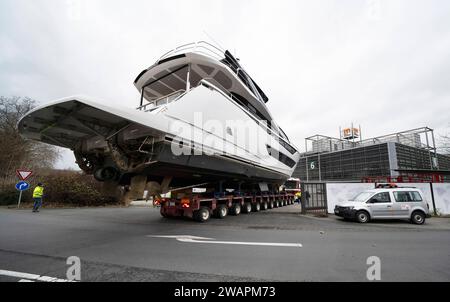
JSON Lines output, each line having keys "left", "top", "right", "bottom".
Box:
{"left": 32, "top": 183, "right": 44, "bottom": 212}
{"left": 295, "top": 191, "right": 302, "bottom": 204}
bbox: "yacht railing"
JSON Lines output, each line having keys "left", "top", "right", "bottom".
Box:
{"left": 136, "top": 89, "right": 186, "bottom": 111}
{"left": 158, "top": 41, "right": 225, "bottom": 63}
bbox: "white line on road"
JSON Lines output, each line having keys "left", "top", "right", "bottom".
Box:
{"left": 147, "top": 235, "right": 302, "bottom": 248}
{"left": 0, "top": 269, "right": 73, "bottom": 282}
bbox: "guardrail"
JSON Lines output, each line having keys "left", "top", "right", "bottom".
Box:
{"left": 158, "top": 41, "right": 225, "bottom": 63}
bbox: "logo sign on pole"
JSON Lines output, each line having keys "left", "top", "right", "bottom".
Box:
{"left": 16, "top": 169, "right": 33, "bottom": 181}
{"left": 15, "top": 181, "right": 30, "bottom": 191}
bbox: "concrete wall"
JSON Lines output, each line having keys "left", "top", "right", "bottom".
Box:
{"left": 326, "top": 183, "right": 374, "bottom": 214}
{"left": 326, "top": 183, "right": 450, "bottom": 215}
{"left": 433, "top": 184, "right": 450, "bottom": 215}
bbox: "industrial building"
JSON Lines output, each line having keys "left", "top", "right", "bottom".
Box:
{"left": 293, "top": 127, "right": 450, "bottom": 183}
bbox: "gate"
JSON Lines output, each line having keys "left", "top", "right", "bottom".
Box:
{"left": 301, "top": 182, "right": 328, "bottom": 215}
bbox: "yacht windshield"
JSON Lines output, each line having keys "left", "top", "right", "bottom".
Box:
{"left": 350, "top": 192, "right": 373, "bottom": 202}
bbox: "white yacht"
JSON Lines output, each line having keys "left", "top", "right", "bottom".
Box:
{"left": 18, "top": 42, "right": 300, "bottom": 190}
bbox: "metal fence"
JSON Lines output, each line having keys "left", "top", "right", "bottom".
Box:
{"left": 301, "top": 182, "right": 328, "bottom": 215}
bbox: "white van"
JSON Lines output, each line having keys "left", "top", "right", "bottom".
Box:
{"left": 334, "top": 186, "right": 431, "bottom": 224}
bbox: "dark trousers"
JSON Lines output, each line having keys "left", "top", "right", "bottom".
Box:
{"left": 33, "top": 198, "right": 42, "bottom": 211}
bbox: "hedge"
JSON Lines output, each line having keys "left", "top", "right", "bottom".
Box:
{"left": 0, "top": 170, "right": 120, "bottom": 206}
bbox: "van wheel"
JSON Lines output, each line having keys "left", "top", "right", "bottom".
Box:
{"left": 411, "top": 211, "right": 425, "bottom": 225}
{"left": 194, "top": 207, "right": 210, "bottom": 222}
{"left": 356, "top": 211, "right": 370, "bottom": 223}
{"left": 214, "top": 204, "right": 228, "bottom": 219}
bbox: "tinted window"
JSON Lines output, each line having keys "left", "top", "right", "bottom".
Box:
{"left": 394, "top": 191, "right": 423, "bottom": 202}
{"left": 369, "top": 192, "right": 391, "bottom": 203}
{"left": 351, "top": 192, "right": 373, "bottom": 202}
{"left": 411, "top": 191, "right": 423, "bottom": 201}
{"left": 266, "top": 145, "right": 296, "bottom": 168}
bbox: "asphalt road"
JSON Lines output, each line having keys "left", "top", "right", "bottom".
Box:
{"left": 0, "top": 205, "right": 449, "bottom": 282}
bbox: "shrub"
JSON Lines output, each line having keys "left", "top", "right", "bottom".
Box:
{"left": 1, "top": 170, "right": 120, "bottom": 207}
{"left": 0, "top": 188, "right": 20, "bottom": 206}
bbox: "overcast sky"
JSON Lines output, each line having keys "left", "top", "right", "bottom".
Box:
{"left": 1, "top": 0, "right": 449, "bottom": 169}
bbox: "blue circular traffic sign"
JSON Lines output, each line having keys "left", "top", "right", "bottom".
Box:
{"left": 15, "top": 181, "right": 30, "bottom": 191}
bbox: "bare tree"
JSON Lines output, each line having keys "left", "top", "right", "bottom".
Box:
{"left": 0, "top": 96, "right": 60, "bottom": 186}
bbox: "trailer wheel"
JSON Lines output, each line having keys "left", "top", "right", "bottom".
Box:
{"left": 194, "top": 207, "right": 210, "bottom": 222}
{"left": 275, "top": 200, "right": 280, "bottom": 208}
{"left": 214, "top": 204, "right": 228, "bottom": 219}
{"left": 283, "top": 200, "right": 287, "bottom": 206}
{"left": 253, "top": 202, "right": 261, "bottom": 212}
{"left": 230, "top": 203, "right": 241, "bottom": 216}
{"left": 268, "top": 201, "right": 274, "bottom": 209}
{"left": 261, "top": 201, "right": 268, "bottom": 210}
{"left": 242, "top": 202, "right": 252, "bottom": 214}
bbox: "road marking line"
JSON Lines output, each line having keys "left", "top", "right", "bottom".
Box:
{"left": 0, "top": 269, "right": 74, "bottom": 282}
{"left": 0, "top": 269, "right": 40, "bottom": 280}
{"left": 147, "top": 235, "right": 302, "bottom": 248}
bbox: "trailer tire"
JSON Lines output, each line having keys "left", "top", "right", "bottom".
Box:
{"left": 261, "top": 201, "right": 268, "bottom": 210}
{"left": 275, "top": 200, "right": 280, "bottom": 208}
{"left": 253, "top": 202, "right": 261, "bottom": 212}
{"left": 242, "top": 202, "right": 252, "bottom": 214}
{"left": 268, "top": 201, "right": 274, "bottom": 209}
{"left": 214, "top": 204, "right": 228, "bottom": 219}
{"left": 230, "top": 203, "right": 241, "bottom": 216}
{"left": 194, "top": 207, "right": 210, "bottom": 222}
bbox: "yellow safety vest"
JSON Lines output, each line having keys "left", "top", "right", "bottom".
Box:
{"left": 33, "top": 186, "right": 44, "bottom": 198}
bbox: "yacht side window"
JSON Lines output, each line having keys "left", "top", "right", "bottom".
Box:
{"left": 278, "top": 127, "right": 289, "bottom": 141}
{"left": 247, "top": 103, "right": 257, "bottom": 115}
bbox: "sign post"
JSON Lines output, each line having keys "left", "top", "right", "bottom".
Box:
{"left": 18, "top": 191, "right": 23, "bottom": 208}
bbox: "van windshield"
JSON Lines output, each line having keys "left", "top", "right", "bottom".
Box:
{"left": 350, "top": 192, "right": 373, "bottom": 202}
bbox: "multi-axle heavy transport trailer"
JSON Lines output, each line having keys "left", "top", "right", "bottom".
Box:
{"left": 157, "top": 181, "right": 299, "bottom": 222}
